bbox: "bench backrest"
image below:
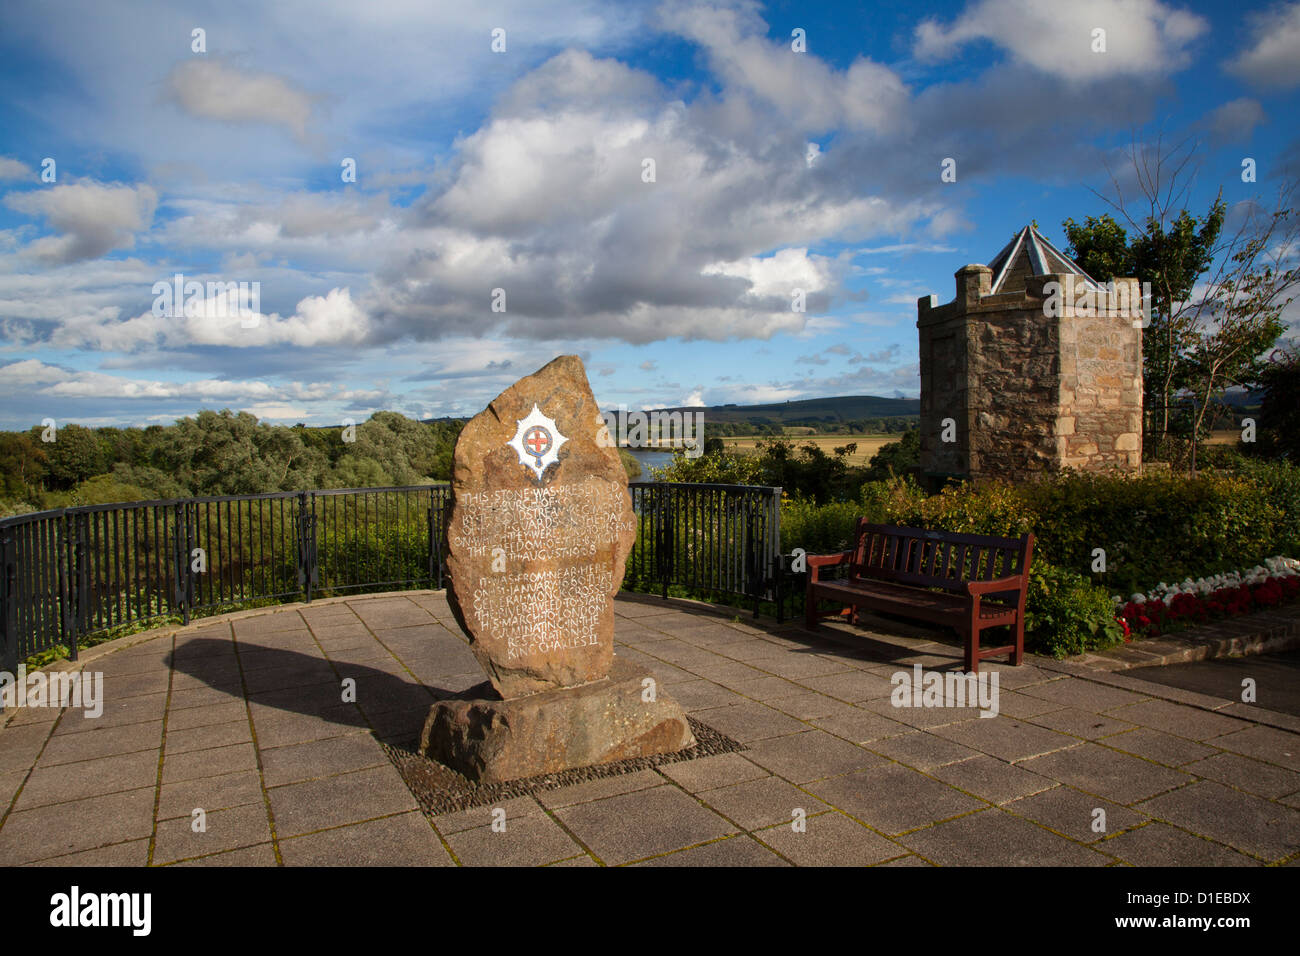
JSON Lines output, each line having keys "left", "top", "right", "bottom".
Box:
{"left": 850, "top": 521, "right": 1034, "bottom": 593}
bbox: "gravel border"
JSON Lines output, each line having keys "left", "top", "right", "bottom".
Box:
{"left": 382, "top": 716, "right": 744, "bottom": 817}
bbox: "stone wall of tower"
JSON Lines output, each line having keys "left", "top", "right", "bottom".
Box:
{"left": 1051, "top": 275, "right": 1144, "bottom": 471}
{"left": 918, "top": 266, "right": 1143, "bottom": 482}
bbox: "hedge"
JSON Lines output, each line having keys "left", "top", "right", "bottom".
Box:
{"left": 777, "top": 461, "right": 1300, "bottom": 658}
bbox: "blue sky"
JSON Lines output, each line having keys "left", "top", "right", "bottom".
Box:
{"left": 0, "top": 0, "right": 1297, "bottom": 429}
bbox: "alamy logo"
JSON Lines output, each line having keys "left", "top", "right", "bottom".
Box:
{"left": 151, "top": 272, "right": 261, "bottom": 327}
{"left": 0, "top": 667, "right": 103, "bottom": 718}
{"left": 890, "top": 665, "right": 1000, "bottom": 718}
{"left": 597, "top": 407, "right": 704, "bottom": 459}
{"left": 49, "top": 886, "right": 151, "bottom": 936}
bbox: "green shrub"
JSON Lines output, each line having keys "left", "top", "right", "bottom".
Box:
{"left": 858, "top": 475, "right": 926, "bottom": 521}
{"left": 780, "top": 497, "right": 862, "bottom": 554}
{"left": 1016, "top": 471, "right": 1282, "bottom": 594}
{"left": 1022, "top": 561, "right": 1125, "bottom": 657}
{"left": 1224, "top": 458, "right": 1300, "bottom": 557}
{"left": 850, "top": 470, "right": 1295, "bottom": 597}
{"left": 318, "top": 522, "right": 427, "bottom": 592}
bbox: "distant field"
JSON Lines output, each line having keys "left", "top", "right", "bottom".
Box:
{"left": 720, "top": 433, "right": 896, "bottom": 466}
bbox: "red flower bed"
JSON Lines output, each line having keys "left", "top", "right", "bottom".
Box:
{"left": 1117, "top": 574, "right": 1300, "bottom": 639}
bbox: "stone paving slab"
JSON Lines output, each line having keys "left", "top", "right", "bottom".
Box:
{"left": 1136, "top": 781, "right": 1300, "bottom": 861}
{"left": 634, "top": 834, "right": 789, "bottom": 867}
{"left": 754, "top": 810, "right": 905, "bottom": 866}
{"left": 442, "top": 811, "right": 580, "bottom": 867}
{"left": 1003, "top": 785, "right": 1148, "bottom": 844}
{"left": 552, "top": 784, "right": 739, "bottom": 865}
{"left": 2, "top": 589, "right": 1299, "bottom": 866}
{"left": 899, "top": 809, "right": 1112, "bottom": 867}
{"left": 698, "top": 775, "right": 827, "bottom": 830}
{"left": 1098, "top": 822, "right": 1262, "bottom": 866}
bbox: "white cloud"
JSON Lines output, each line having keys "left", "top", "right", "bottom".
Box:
{"left": 700, "top": 247, "right": 834, "bottom": 300}
{"left": 658, "top": 0, "right": 908, "bottom": 133}
{"left": 915, "top": 0, "right": 1207, "bottom": 82}
{"left": 857, "top": 243, "right": 959, "bottom": 255}
{"left": 51, "top": 287, "right": 370, "bottom": 351}
{"left": 354, "top": 44, "right": 940, "bottom": 345}
{"left": 1225, "top": 2, "right": 1300, "bottom": 89}
{"left": 0, "top": 358, "right": 383, "bottom": 407}
{"left": 5, "top": 181, "right": 158, "bottom": 263}
{"left": 714, "top": 383, "right": 804, "bottom": 404}
{"left": 164, "top": 59, "right": 318, "bottom": 141}
{"left": 0, "top": 157, "right": 32, "bottom": 181}
{"left": 1206, "top": 98, "right": 1267, "bottom": 144}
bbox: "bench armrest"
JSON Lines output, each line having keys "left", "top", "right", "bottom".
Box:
{"left": 806, "top": 551, "right": 852, "bottom": 583}
{"left": 965, "top": 575, "right": 1026, "bottom": 596}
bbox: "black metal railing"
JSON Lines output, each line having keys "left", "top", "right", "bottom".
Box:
{"left": 0, "top": 482, "right": 782, "bottom": 670}
{"left": 625, "top": 482, "right": 782, "bottom": 615}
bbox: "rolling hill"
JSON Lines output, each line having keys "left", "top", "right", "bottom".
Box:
{"left": 653, "top": 394, "right": 920, "bottom": 425}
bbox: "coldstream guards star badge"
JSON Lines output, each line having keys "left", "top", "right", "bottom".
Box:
{"left": 507, "top": 404, "right": 568, "bottom": 480}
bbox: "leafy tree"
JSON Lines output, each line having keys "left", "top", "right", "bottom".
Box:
{"left": 1060, "top": 213, "right": 1135, "bottom": 282}
{"left": 43, "top": 474, "right": 163, "bottom": 508}
{"left": 96, "top": 426, "right": 147, "bottom": 470}
{"left": 1064, "top": 192, "right": 1224, "bottom": 446}
{"left": 342, "top": 412, "right": 436, "bottom": 486}
{"left": 43, "top": 423, "right": 103, "bottom": 488}
{"left": 652, "top": 449, "right": 767, "bottom": 486}
{"left": 652, "top": 439, "right": 865, "bottom": 503}
{"left": 0, "top": 431, "right": 47, "bottom": 498}
{"left": 109, "top": 462, "right": 189, "bottom": 499}
{"left": 153, "top": 410, "right": 323, "bottom": 495}
{"left": 867, "top": 428, "right": 920, "bottom": 479}
{"left": 1252, "top": 346, "right": 1300, "bottom": 460}
{"left": 1182, "top": 193, "right": 1299, "bottom": 437}
{"left": 1064, "top": 137, "right": 1297, "bottom": 453}
{"left": 327, "top": 454, "right": 394, "bottom": 489}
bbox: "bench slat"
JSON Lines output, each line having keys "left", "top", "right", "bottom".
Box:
{"left": 936, "top": 540, "right": 951, "bottom": 580}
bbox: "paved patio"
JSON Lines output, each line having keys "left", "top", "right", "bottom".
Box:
{"left": 2, "top": 590, "right": 1298, "bottom": 866}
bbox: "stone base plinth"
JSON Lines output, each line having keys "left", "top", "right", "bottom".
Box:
{"left": 419, "top": 658, "right": 696, "bottom": 784}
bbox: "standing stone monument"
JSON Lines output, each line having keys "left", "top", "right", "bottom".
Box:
{"left": 420, "top": 355, "right": 695, "bottom": 783}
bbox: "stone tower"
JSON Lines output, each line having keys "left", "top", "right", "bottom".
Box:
{"left": 917, "top": 225, "right": 1143, "bottom": 483}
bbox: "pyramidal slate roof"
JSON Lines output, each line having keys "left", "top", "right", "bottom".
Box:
{"left": 986, "top": 225, "right": 1103, "bottom": 295}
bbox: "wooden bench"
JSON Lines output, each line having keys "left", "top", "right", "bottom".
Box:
{"left": 805, "top": 521, "right": 1035, "bottom": 673}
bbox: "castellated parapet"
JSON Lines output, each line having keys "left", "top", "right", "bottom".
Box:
{"left": 917, "top": 226, "right": 1143, "bottom": 482}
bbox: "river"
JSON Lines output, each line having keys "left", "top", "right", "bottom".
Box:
{"left": 624, "top": 447, "right": 678, "bottom": 481}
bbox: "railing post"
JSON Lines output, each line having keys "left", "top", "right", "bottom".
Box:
{"left": 655, "top": 487, "right": 673, "bottom": 600}
{"left": 58, "top": 513, "right": 71, "bottom": 657}
{"left": 296, "top": 492, "right": 317, "bottom": 603}
{"left": 1, "top": 531, "right": 16, "bottom": 676}
{"left": 775, "top": 552, "right": 785, "bottom": 624}
{"left": 58, "top": 511, "right": 84, "bottom": 660}
{"left": 428, "top": 488, "right": 447, "bottom": 591}
{"left": 69, "top": 512, "right": 88, "bottom": 661}
{"left": 172, "top": 502, "right": 191, "bottom": 625}
{"left": 747, "top": 496, "right": 761, "bottom": 617}
{"left": 769, "top": 486, "right": 782, "bottom": 621}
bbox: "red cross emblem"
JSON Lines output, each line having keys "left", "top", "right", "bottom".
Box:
{"left": 524, "top": 425, "right": 551, "bottom": 458}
